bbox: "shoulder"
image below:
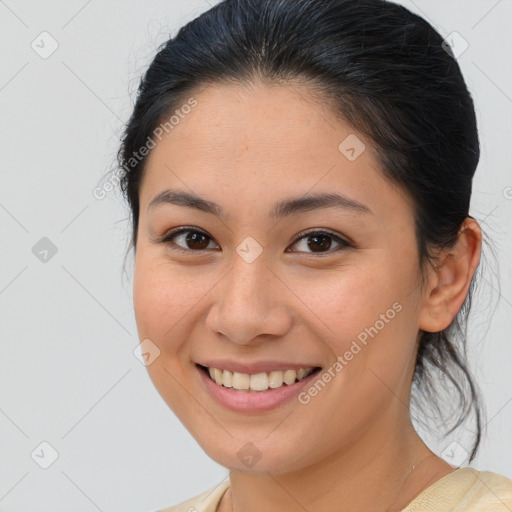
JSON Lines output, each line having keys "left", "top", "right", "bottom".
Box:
{"left": 403, "top": 467, "right": 512, "bottom": 511}
{"left": 461, "top": 468, "right": 512, "bottom": 509}
{"left": 156, "top": 479, "right": 230, "bottom": 512}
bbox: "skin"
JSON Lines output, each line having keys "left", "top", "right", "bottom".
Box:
{"left": 132, "top": 80, "right": 482, "bottom": 512}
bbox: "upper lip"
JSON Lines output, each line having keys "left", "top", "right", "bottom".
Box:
{"left": 197, "top": 360, "right": 322, "bottom": 375}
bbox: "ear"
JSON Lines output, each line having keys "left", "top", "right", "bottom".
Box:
{"left": 418, "top": 218, "right": 482, "bottom": 333}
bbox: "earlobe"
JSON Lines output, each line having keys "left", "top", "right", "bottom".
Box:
{"left": 418, "top": 219, "right": 482, "bottom": 333}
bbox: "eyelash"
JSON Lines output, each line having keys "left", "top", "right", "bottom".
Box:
{"left": 158, "top": 226, "right": 354, "bottom": 256}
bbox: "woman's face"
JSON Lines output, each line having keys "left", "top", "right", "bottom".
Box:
{"left": 133, "top": 82, "right": 428, "bottom": 473}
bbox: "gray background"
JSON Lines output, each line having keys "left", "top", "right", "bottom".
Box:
{"left": 0, "top": 1, "right": 511, "bottom": 511}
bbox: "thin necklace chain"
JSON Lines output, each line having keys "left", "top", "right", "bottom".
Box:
{"left": 384, "top": 453, "right": 439, "bottom": 512}
{"left": 223, "top": 453, "right": 440, "bottom": 512}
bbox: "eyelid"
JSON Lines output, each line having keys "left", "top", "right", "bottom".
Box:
{"left": 157, "top": 226, "right": 354, "bottom": 255}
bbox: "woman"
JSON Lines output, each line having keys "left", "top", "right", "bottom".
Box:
{"left": 117, "top": 0, "right": 512, "bottom": 510}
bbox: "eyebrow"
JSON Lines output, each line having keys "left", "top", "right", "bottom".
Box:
{"left": 148, "top": 189, "right": 372, "bottom": 219}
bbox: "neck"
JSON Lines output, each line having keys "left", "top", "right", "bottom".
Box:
{"left": 220, "top": 410, "right": 454, "bottom": 512}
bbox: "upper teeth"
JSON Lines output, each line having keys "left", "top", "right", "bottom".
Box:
{"left": 207, "top": 367, "right": 316, "bottom": 392}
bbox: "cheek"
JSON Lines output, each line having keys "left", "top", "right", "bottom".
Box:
{"left": 133, "top": 262, "right": 169, "bottom": 341}
{"left": 132, "top": 252, "right": 207, "bottom": 410}
{"left": 290, "top": 256, "right": 420, "bottom": 367}
{"left": 288, "top": 262, "right": 420, "bottom": 432}
{"left": 133, "top": 251, "right": 217, "bottom": 350}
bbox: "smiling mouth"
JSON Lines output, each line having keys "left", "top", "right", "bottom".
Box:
{"left": 197, "top": 363, "right": 322, "bottom": 393}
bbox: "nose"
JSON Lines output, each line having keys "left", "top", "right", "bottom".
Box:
{"left": 205, "top": 253, "right": 293, "bottom": 345}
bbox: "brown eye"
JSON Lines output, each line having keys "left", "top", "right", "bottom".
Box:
{"left": 161, "top": 227, "right": 218, "bottom": 253}
{"left": 306, "top": 233, "right": 332, "bottom": 252}
{"left": 184, "top": 231, "right": 210, "bottom": 250}
{"left": 288, "top": 229, "right": 351, "bottom": 255}
{"left": 159, "top": 227, "right": 351, "bottom": 256}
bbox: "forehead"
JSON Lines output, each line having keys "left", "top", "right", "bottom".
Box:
{"left": 140, "top": 81, "right": 413, "bottom": 224}
{"left": 152, "top": 81, "right": 348, "bottom": 162}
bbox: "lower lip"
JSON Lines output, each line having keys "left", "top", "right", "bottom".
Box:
{"left": 196, "top": 364, "right": 322, "bottom": 413}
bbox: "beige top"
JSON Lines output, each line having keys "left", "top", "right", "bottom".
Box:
{"left": 158, "top": 467, "right": 512, "bottom": 512}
